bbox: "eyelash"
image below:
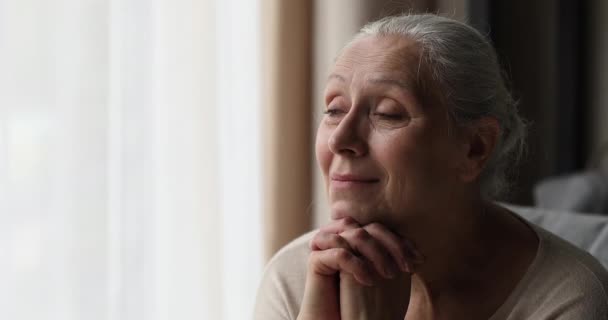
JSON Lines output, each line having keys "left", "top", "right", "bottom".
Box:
{"left": 373, "top": 112, "right": 403, "bottom": 120}
{"left": 323, "top": 108, "right": 343, "bottom": 116}
{"left": 324, "top": 108, "right": 404, "bottom": 121}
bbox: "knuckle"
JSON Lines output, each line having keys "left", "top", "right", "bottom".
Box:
{"left": 310, "top": 232, "right": 326, "bottom": 247}
{"left": 328, "top": 233, "right": 342, "bottom": 245}
{"left": 352, "top": 228, "right": 369, "bottom": 241}
{"left": 307, "top": 251, "right": 320, "bottom": 264}
{"left": 333, "top": 248, "right": 351, "bottom": 261}
{"left": 311, "top": 232, "right": 321, "bottom": 243}
{"left": 338, "top": 218, "right": 351, "bottom": 230}
{"left": 315, "top": 230, "right": 329, "bottom": 240}
{"left": 308, "top": 238, "right": 315, "bottom": 249}
{"left": 341, "top": 216, "right": 356, "bottom": 226}
{"left": 365, "top": 222, "right": 383, "bottom": 234}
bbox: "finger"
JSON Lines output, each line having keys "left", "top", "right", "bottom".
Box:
{"left": 363, "top": 223, "right": 416, "bottom": 273}
{"left": 309, "top": 248, "right": 374, "bottom": 286}
{"left": 310, "top": 231, "right": 352, "bottom": 251}
{"left": 319, "top": 216, "right": 360, "bottom": 234}
{"left": 340, "top": 228, "right": 399, "bottom": 279}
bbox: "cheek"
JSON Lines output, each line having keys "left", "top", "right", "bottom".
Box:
{"left": 383, "top": 136, "right": 461, "bottom": 198}
{"left": 376, "top": 130, "right": 445, "bottom": 196}
{"left": 315, "top": 126, "right": 332, "bottom": 177}
{"left": 379, "top": 142, "right": 424, "bottom": 190}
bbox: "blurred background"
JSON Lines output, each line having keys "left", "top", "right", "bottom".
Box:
{"left": 1, "top": 0, "right": 607, "bottom": 319}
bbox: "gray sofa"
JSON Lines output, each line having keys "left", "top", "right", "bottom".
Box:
{"left": 507, "top": 203, "right": 608, "bottom": 269}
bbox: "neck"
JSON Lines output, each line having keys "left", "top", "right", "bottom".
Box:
{"left": 397, "top": 195, "right": 500, "bottom": 297}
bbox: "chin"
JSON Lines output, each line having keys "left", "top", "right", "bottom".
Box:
{"left": 329, "top": 200, "right": 388, "bottom": 225}
{"left": 329, "top": 200, "right": 418, "bottom": 232}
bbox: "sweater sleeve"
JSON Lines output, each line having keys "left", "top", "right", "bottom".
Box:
{"left": 253, "top": 231, "right": 313, "bottom": 320}
{"left": 253, "top": 260, "right": 292, "bottom": 320}
{"left": 551, "top": 276, "right": 608, "bottom": 320}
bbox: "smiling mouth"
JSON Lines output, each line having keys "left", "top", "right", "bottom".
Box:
{"left": 332, "top": 178, "right": 378, "bottom": 183}
{"left": 330, "top": 174, "right": 380, "bottom": 187}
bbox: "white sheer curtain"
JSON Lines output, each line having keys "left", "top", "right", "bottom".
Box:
{"left": 0, "top": 0, "right": 263, "bottom": 319}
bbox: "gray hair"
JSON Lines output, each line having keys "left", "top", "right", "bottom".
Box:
{"left": 356, "top": 13, "right": 526, "bottom": 199}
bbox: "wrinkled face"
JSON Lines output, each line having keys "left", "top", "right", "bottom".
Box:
{"left": 316, "top": 35, "right": 466, "bottom": 227}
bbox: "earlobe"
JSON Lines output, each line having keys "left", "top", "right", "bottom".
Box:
{"left": 460, "top": 117, "right": 500, "bottom": 182}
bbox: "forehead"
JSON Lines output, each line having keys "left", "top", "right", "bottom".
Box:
{"left": 332, "top": 35, "right": 421, "bottom": 82}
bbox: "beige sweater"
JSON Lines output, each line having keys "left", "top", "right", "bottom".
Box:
{"left": 254, "top": 220, "right": 608, "bottom": 319}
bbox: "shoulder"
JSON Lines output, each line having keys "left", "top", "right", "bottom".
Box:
{"left": 515, "top": 226, "right": 608, "bottom": 318}
{"left": 266, "top": 230, "right": 316, "bottom": 274}
{"left": 253, "top": 230, "right": 315, "bottom": 320}
{"left": 537, "top": 226, "right": 608, "bottom": 291}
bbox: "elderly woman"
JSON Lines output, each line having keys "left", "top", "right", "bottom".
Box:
{"left": 254, "top": 14, "right": 608, "bottom": 319}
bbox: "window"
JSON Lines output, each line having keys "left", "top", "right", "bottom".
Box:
{"left": 0, "top": 0, "right": 263, "bottom": 319}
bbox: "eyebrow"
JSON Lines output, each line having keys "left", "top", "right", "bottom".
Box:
{"left": 327, "top": 73, "right": 410, "bottom": 89}
{"left": 368, "top": 77, "right": 410, "bottom": 89}
{"left": 328, "top": 73, "right": 346, "bottom": 82}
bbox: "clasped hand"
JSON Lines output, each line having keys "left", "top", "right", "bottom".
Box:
{"left": 298, "top": 217, "right": 424, "bottom": 320}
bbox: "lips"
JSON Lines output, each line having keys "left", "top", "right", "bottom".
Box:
{"left": 330, "top": 174, "right": 379, "bottom": 184}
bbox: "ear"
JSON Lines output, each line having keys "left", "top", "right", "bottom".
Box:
{"left": 459, "top": 117, "right": 500, "bottom": 182}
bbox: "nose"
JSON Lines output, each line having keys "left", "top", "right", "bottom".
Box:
{"left": 327, "top": 110, "right": 368, "bottom": 157}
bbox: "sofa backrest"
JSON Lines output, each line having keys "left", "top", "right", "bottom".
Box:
{"left": 506, "top": 203, "right": 608, "bottom": 269}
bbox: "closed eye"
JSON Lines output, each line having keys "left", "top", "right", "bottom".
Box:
{"left": 372, "top": 112, "right": 404, "bottom": 120}
{"left": 324, "top": 108, "right": 345, "bottom": 116}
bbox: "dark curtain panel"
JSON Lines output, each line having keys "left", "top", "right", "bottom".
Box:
{"left": 468, "top": 0, "right": 586, "bottom": 204}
